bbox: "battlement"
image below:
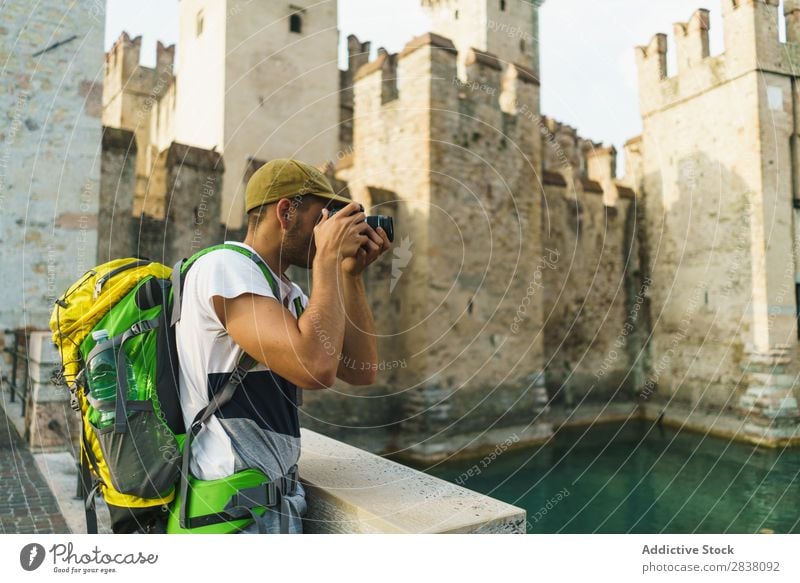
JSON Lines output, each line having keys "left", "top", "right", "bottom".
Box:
{"left": 155, "top": 41, "right": 175, "bottom": 75}
{"left": 541, "top": 118, "right": 632, "bottom": 206}
{"left": 346, "top": 34, "right": 371, "bottom": 74}
{"left": 354, "top": 32, "right": 536, "bottom": 120}
{"left": 340, "top": 34, "right": 372, "bottom": 149}
{"left": 103, "top": 31, "right": 175, "bottom": 100}
{"left": 636, "top": 2, "right": 800, "bottom": 116}
{"left": 542, "top": 118, "right": 601, "bottom": 175}
{"left": 105, "top": 32, "right": 143, "bottom": 81}
{"left": 673, "top": 9, "right": 710, "bottom": 71}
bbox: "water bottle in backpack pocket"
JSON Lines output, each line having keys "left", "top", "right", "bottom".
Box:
{"left": 86, "top": 329, "right": 138, "bottom": 429}
{"left": 84, "top": 321, "right": 181, "bottom": 500}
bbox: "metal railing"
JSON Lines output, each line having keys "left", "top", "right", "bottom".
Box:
{"left": 2, "top": 328, "right": 45, "bottom": 417}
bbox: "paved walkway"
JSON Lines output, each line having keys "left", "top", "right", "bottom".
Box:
{"left": 0, "top": 402, "right": 69, "bottom": 534}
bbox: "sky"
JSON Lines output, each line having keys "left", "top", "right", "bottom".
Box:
{"left": 104, "top": 0, "right": 790, "bottom": 174}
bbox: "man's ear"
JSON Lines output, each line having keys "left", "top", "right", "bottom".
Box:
{"left": 275, "top": 198, "right": 293, "bottom": 230}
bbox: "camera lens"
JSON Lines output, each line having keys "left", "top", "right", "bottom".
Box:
{"left": 366, "top": 216, "right": 394, "bottom": 243}
{"left": 323, "top": 205, "right": 394, "bottom": 242}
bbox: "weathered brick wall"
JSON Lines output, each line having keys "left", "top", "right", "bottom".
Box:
{"left": 0, "top": 0, "right": 104, "bottom": 330}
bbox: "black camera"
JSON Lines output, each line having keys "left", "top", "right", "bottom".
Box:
{"left": 328, "top": 204, "right": 394, "bottom": 243}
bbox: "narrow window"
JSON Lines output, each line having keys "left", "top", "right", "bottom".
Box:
{"left": 196, "top": 10, "right": 204, "bottom": 37}
{"left": 520, "top": 39, "right": 525, "bottom": 52}
{"left": 290, "top": 13, "right": 302, "bottom": 33}
{"left": 500, "top": 0, "right": 506, "bottom": 11}
{"left": 455, "top": 9, "right": 459, "bottom": 19}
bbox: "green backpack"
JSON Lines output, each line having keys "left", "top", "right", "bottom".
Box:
{"left": 51, "top": 243, "right": 302, "bottom": 534}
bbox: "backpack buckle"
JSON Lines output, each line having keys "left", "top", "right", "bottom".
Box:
{"left": 129, "top": 319, "right": 155, "bottom": 336}
{"left": 69, "top": 391, "right": 81, "bottom": 413}
{"left": 228, "top": 365, "right": 249, "bottom": 387}
{"left": 224, "top": 481, "right": 279, "bottom": 512}
{"left": 266, "top": 482, "right": 278, "bottom": 508}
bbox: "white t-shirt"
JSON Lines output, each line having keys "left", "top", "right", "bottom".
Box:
{"left": 175, "top": 242, "right": 308, "bottom": 481}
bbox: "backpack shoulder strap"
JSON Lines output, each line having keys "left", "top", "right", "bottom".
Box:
{"left": 170, "top": 244, "right": 282, "bottom": 326}
{"left": 178, "top": 351, "right": 259, "bottom": 531}
{"left": 174, "top": 245, "right": 305, "bottom": 531}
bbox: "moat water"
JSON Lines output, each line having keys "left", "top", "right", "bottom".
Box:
{"left": 421, "top": 418, "right": 800, "bottom": 533}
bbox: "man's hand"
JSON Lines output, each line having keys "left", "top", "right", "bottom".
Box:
{"left": 313, "top": 201, "right": 372, "bottom": 265}
{"left": 341, "top": 225, "right": 391, "bottom": 276}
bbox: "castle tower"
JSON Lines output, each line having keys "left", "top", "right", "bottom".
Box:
{"left": 173, "top": 0, "right": 341, "bottom": 231}
{"left": 102, "top": 33, "right": 175, "bottom": 217}
{"left": 634, "top": 1, "right": 800, "bottom": 444}
{"left": 421, "top": 0, "right": 543, "bottom": 79}
{"left": 324, "top": 31, "right": 549, "bottom": 458}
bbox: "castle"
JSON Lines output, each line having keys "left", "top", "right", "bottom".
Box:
{"left": 2, "top": 0, "right": 799, "bottom": 458}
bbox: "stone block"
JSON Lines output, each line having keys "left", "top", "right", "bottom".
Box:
{"left": 299, "top": 428, "right": 526, "bottom": 533}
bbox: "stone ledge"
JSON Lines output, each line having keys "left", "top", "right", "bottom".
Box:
{"left": 640, "top": 401, "right": 800, "bottom": 448}
{"left": 394, "top": 422, "right": 552, "bottom": 465}
{"left": 298, "top": 429, "right": 526, "bottom": 533}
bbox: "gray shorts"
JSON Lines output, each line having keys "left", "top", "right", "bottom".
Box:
{"left": 236, "top": 482, "right": 306, "bottom": 534}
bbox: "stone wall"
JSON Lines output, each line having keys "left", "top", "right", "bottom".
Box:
{"left": 0, "top": 0, "right": 104, "bottom": 330}
{"left": 535, "top": 118, "right": 645, "bottom": 405}
{"left": 420, "top": 41, "right": 547, "bottom": 454}
{"left": 634, "top": 2, "right": 800, "bottom": 442}
{"left": 340, "top": 35, "right": 371, "bottom": 152}
{"left": 540, "top": 175, "right": 640, "bottom": 404}
{"left": 315, "top": 31, "right": 551, "bottom": 460}
{"left": 133, "top": 143, "right": 224, "bottom": 266}
{"left": 97, "top": 132, "right": 223, "bottom": 267}
{"left": 97, "top": 127, "right": 137, "bottom": 264}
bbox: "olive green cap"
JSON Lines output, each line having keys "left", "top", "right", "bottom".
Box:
{"left": 245, "top": 158, "right": 351, "bottom": 213}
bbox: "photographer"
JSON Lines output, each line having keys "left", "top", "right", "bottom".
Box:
{"left": 175, "top": 159, "right": 391, "bottom": 534}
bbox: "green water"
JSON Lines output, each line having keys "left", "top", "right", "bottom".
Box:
{"left": 421, "top": 419, "right": 800, "bottom": 533}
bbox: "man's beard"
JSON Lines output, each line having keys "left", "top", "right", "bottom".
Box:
{"left": 279, "top": 220, "right": 314, "bottom": 269}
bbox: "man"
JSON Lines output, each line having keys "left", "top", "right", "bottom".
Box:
{"left": 175, "top": 159, "right": 391, "bottom": 533}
